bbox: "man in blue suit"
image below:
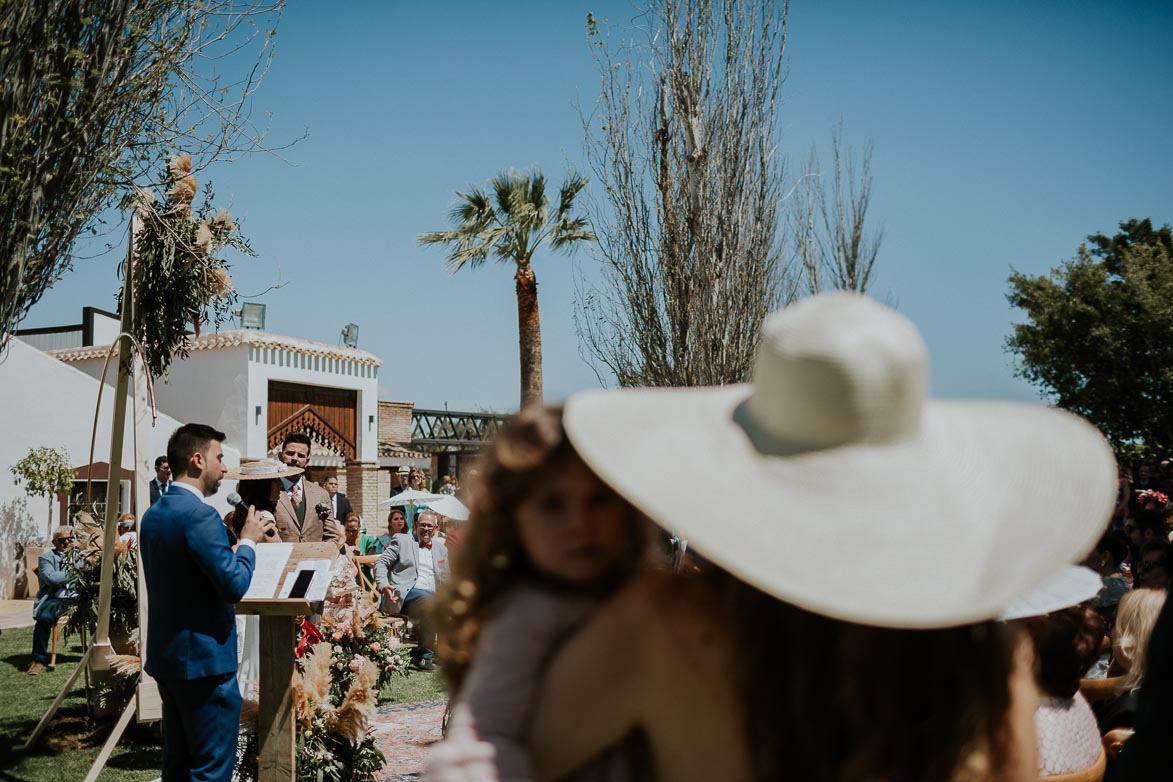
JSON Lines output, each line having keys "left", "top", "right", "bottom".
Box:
{"left": 140, "top": 424, "right": 274, "bottom": 781}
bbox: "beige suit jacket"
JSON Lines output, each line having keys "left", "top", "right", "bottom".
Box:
{"left": 273, "top": 478, "right": 339, "bottom": 544}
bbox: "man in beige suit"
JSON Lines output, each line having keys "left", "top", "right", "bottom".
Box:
{"left": 273, "top": 432, "right": 338, "bottom": 544}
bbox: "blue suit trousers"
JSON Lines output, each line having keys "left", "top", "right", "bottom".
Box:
{"left": 157, "top": 672, "right": 242, "bottom": 782}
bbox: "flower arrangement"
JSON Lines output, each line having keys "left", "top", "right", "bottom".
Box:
{"left": 237, "top": 558, "right": 406, "bottom": 781}
{"left": 122, "top": 153, "right": 255, "bottom": 378}
{"left": 1138, "top": 489, "right": 1169, "bottom": 507}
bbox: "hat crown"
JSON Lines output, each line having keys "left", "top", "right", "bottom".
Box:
{"left": 746, "top": 293, "right": 927, "bottom": 449}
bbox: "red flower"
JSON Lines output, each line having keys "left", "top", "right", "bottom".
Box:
{"left": 296, "top": 618, "right": 324, "bottom": 658}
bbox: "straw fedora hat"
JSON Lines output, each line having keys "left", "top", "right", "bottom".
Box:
{"left": 225, "top": 458, "right": 303, "bottom": 482}
{"left": 564, "top": 292, "right": 1118, "bottom": 628}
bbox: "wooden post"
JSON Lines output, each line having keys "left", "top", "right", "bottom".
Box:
{"left": 257, "top": 615, "right": 297, "bottom": 781}
{"left": 93, "top": 215, "right": 139, "bottom": 668}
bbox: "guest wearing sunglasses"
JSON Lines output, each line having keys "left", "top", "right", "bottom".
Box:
{"left": 28, "top": 526, "right": 77, "bottom": 674}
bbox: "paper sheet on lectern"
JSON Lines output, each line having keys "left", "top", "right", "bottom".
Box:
{"left": 243, "top": 543, "right": 293, "bottom": 599}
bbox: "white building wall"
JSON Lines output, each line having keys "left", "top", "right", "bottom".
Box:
{"left": 66, "top": 336, "right": 380, "bottom": 463}
{"left": 69, "top": 346, "right": 252, "bottom": 454}
{"left": 0, "top": 339, "right": 240, "bottom": 597}
{"left": 245, "top": 346, "right": 379, "bottom": 462}
{"left": 89, "top": 312, "right": 121, "bottom": 345}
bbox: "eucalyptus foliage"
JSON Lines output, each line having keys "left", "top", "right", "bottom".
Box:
{"left": 1007, "top": 218, "right": 1173, "bottom": 452}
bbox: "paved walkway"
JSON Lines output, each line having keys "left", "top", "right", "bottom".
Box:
{"left": 373, "top": 698, "right": 447, "bottom": 780}
{"left": 0, "top": 599, "right": 34, "bottom": 629}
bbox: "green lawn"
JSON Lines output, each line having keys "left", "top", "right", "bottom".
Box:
{"left": 0, "top": 625, "right": 446, "bottom": 781}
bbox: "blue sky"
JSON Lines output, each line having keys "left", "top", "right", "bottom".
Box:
{"left": 24, "top": 1, "right": 1173, "bottom": 413}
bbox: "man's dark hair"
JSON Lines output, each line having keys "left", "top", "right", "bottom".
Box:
{"left": 282, "top": 432, "right": 312, "bottom": 452}
{"left": 167, "top": 424, "right": 226, "bottom": 479}
{"left": 154, "top": 455, "right": 168, "bottom": 468}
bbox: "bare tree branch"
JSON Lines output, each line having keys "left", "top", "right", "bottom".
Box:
{"left": 576, "top": 0, "right": 797, "bottom": 388}
{"left": 788, "top": 122, "right": 884, "bottom": 294}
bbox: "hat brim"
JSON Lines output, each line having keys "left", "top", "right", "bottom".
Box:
{"left": 565, "top": 385, "right": 1117, "bottom": 629}
{"left": 999, "top": 565, "right": 1103, "bottom": 621}
{"left": 225, "top": 465, "right": 304, "bottom": 481}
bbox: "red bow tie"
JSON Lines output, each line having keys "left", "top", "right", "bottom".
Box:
{"left": 419, "top": 541, "right": 432, "bottom": 550}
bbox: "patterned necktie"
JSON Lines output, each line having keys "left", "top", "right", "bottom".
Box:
{"left": 290, "top": 482, "right": 302, "bottom": 507}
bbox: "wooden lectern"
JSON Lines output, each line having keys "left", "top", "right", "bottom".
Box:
{"left": 237, "top": 541, "right": 339, "bottom": 782}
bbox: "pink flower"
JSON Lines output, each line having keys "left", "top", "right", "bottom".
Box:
{"left": 348, "top": 659, "right": 362, "bottom": 672}
{"left": 370, "top": 642, "right": 381, "bottom": 652}
{"left": 335, "top": 662, "right": 343, "bottom": 670}
{"left": 332, "top": 631, "right": 344, "bottom": 641}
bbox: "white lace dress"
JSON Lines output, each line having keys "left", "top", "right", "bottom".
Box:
{"left": 1036, "top": 693, "right": 1102, "bottom": 776}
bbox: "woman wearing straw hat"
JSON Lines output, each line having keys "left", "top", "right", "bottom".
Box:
{"left": 430, "top": 293, "right": 1119, "bottom": 782}
{"left": 224, "top": 459, "right": 304, "bottom": 543}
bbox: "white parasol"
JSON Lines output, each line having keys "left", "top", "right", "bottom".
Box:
{"left": 424, "top": 494, "right": 470, "bottom": 521}
{"left": 380, "top": 489, "right": 446, "bottom": 507}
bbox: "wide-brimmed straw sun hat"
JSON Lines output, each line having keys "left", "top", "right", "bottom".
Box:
{"left": 564, "top": 292, "right": 1118, "bottom": 629}
{"left": 225, "top": 459, "right": 303, "bottom": 481}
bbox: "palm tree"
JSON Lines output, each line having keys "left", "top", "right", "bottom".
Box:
{"left": 420, "top": 168, "right": 595, "bottom": 408}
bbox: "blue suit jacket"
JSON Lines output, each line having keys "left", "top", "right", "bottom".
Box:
{"left": 139, "top": 485, "right": 256, "bottom": 681}
{"left": 33, "top": 548, "right": 74, "bottom": 621}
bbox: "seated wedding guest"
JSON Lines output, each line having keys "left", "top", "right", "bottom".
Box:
{"left": 1086, "top": 531, "right": 1131, "bottom": 626}
{"left": 1099, "top": 588, "right": 1168, "bottom": 732}
{"left": 375, "top": 510, "right": 449, "bottom": 670}
{"left": 1110, "top": 579, "right": 1173, "bottom": 780}
{"left": 28, "top": 526, "right": 77, "bottom": 675}
{"left": 428, "top": 293, "right": 1118, "bottom": 782}
{"left": 1017, "top": 599, "right": 1105, "bottom": 776}
{"left": 117, "top": 513, "right": 138, "bottom": 549}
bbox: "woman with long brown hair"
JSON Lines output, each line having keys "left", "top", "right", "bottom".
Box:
{"left": 428, "top": 293, "right": 1118, "bottom": 782}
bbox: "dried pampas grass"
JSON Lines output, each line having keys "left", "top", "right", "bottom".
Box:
{"left": 169, "top": 153, "right": 192, "bottom": 176}
{"left": 334, "top": 657, "right": 379, "bottom": 744}
{"left": 170, "top": 175, "right": 198, "bottom": 205}
{"left": 293, "top": 640, "right": 338, "bottom": 728}
{"left": 208, "top": 267, "right": 233, "bottom": 299}
{"left": 107, "top": 654, "right": 142, "bottom": 678}
{"left": 194, "top": 221, "right": 213, "bottom": 253}
{"left": 212, "top": 210, "right": 235, "bottom": 231}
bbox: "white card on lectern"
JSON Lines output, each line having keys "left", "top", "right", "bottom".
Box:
{"left": 242, "top": 543, "right": 293, "bottom": 599}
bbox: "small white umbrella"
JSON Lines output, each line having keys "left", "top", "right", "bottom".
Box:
{"left": 380, "top": 489, "right": 445, "bottom": 507}
{"left": 424, "top": 495, "right": 470, "bottom": 521}
{"left": 379, "top": 489, "right": 446, "bottom": 532}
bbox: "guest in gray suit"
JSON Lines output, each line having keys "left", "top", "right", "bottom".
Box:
{"left": 375, "top": 510, "right": 449, "bottom": 670}
{"left": 28, "top": 526, "right": 76, "bottom": 674}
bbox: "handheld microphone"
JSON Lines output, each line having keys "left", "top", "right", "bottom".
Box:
{"left": 227, "top": 492, "right": 278, "bottom": 538}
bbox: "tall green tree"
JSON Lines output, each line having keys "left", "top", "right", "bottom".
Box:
{"left": 420, "top": 169, "right": 595, "bottom": 409}
{"left": 1006, "top": 218, "right": 1173, "bottom": 450}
